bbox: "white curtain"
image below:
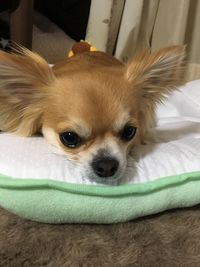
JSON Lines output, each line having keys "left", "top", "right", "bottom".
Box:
{"left": 86, "top": 0, "right": 125, "bottom": 53}
{"left": 86, "top": 0, "right": 200, "bottom": 81}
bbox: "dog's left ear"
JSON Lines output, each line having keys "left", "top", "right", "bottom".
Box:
{"left": 126, "top": 45, "right": 186, "bottom": 102}
{"left": 125, "top": 45, "right": 186, "bottom": 130}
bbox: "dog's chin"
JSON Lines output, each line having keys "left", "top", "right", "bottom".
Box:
{"left": 90, "top": 175, "right": 121, "bottom": 185}
{"left": 86, "top": 168, "right": 126, "bottom": 186}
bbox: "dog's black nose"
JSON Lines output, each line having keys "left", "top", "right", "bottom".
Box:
{"left": 91, "top": 157, "right": 119, "bottom": 178}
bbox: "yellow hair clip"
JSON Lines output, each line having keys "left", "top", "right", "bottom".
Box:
{"left": 68, "top": 40, "right": 97, "bottom": 58}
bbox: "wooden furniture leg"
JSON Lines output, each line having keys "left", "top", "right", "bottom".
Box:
{"left": 9, "top": 0, "right": 34, "bottom": 49}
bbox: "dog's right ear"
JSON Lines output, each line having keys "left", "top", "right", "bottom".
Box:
{"left": 0, "top": 48, "right": 55, "bottom": 136}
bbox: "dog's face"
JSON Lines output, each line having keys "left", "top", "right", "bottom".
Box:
{"left": 0, "top": 46, "right": 185, "bottom": 183}
{"left": 42, "top": 69, "right": 141, "bottom": 182}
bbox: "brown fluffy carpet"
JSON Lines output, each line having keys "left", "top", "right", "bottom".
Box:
{"left": 1, "top": 207, "right": 200, "bottom": 267}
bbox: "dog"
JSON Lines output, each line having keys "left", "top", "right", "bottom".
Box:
{"left": 0, "top": 45, "right": 185, "bottom": 183}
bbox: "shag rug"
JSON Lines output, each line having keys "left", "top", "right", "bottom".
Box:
{"left": 1, "top": 207, "right": 200, "bottom": 267}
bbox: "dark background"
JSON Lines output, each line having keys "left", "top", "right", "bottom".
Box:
{"left": 0, "top": 0, "right": 91, "bottom": 49}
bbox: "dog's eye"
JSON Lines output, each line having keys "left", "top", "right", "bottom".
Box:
{"left": 59, "top": 132, "right": 82, "bottom": 148}
{"left": 121, "top": 125, "right": 137, "bottom": 141}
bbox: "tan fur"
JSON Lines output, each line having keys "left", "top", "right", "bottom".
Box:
{"left": 0, "top": 46, "right": 186, "bottom": 169}
{"left": 0, "top": 47, "right": 54, "bottom": 136}
{"left": 126, "top": 46, "right": 186, "bottom": 137}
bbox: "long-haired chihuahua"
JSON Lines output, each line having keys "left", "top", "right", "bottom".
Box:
{"left": 0, "top": 45, "right": 185, "bottom": 183}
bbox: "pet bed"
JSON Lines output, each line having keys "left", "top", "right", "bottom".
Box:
{"left": 0, "top": 80, "right": 200, "bottom": 224}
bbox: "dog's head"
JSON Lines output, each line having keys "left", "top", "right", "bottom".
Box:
{"left": 0, "top": 46, "right": 185, "bottom": 183}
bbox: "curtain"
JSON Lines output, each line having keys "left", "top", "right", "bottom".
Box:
{"left": 86, "top": 0, "right": 200, "bottom": 81}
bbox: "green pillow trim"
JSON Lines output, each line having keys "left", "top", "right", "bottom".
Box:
{"left": 0, "top": 171, "right": 200, "bottom": 224}
{"left": 1, "top": 171, "right": 200, "bottom": 196}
